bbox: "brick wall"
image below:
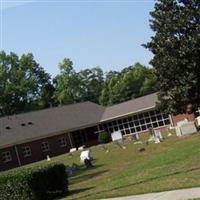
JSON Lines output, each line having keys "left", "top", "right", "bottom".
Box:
{"left": 0, "top": 133, "right": 71, "bottom": 171}
{"left": 171, "top": 113, "right": 195, "bottom": 126}
{"left": 0, "top": 146, "right": 19, "bottom": 171}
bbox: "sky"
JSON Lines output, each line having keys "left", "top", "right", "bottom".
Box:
{"left": 1, "top": 0, "right": 155, "bottom": 77}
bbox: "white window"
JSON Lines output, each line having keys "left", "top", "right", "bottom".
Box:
{"left": 58, "top": 137, "right": 67, "bottom": 147}
{"left": 2, "top": 151, "right": 12, "bottom": 163}
{"left": 41, "top": 142, "right": 50, "bottom": 152}
{"left": 22, "top": 146, "right": 32, "bottom": 157}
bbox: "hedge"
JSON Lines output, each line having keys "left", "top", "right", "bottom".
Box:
{"left": 0, "top": 163, "right": 68, "bottom": 200}
{"left": 98, "top": 131, "right": 110, "bottom": 144}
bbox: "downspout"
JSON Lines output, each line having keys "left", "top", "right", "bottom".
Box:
{"left": 14, "top": 145, "right": 21, "bottom": 167}
{"left": 68, "top": 132, "right": 73, "bottom": 148}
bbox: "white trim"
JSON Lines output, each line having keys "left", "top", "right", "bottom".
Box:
{"left": 169, "top": 114, "right": 174, "bottom": 126}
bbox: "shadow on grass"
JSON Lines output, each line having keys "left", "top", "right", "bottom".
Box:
{"left": 68, "top": 187, "right": 95, "bottom": 195}
{"left": 69, "top": 164, "right": 104, "bottom": 178}
{"left": 70, "top": 169, "right": 109, "bottom": 185}
{"left": 56, "top": 187, "right": 95, "bottom": 200}
{"left": 72, "top": 166, "right": 200, "bottom": 199}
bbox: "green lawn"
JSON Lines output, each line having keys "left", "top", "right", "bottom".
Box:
{"left": 20, "top": 132, "right": 200, "bottom": 199}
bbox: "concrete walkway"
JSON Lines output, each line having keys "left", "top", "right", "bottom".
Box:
{"left": 103, "top": 187, "right": 200, "bottom": 200}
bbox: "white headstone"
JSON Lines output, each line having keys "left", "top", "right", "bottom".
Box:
{"left": 47, "top": 155, "right": 51, "bottom": 161}
{"left": 111, "top": 131, "right": 122, "bottom": 141}
{"left": 175, "top": 126, "right": 182, "bottom": 136}
{"left": 135, "top": 133, "right": 140, "bottom": 140}
{"left": 70, "top": 148, "right": 77, "bottom": 153}
{"left": 154, "top": 137, "right": 160, "bottom": 144}
{"left": 155, "top": 129, "right": 163, "bottom": 140}
{"left": 78, "top": 146, "right": 84, "bottom": 150}
{"left": 196, "top": 116, "right": 200, "bottom": 127}
{"left": 180, "top": 122, "right": 197, "bottom": 135}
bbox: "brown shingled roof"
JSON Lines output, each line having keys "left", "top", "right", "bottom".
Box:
{"left": 0, "top": 102, "right": 105, "bottom": 148}
{"left": 101, "top": 93, "right": 158, "bottom": 122}
{"left": 0, "top": 93, "right": 158, "bottom": 148}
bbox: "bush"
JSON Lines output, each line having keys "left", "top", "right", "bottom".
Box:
{"left": 0, "top": 163, "right": 68, "bottom": 200}
{"left": 98, "top": 131, "right": 110, "bottom": 144}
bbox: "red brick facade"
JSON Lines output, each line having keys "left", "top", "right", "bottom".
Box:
{"left": 171, "top": 113, "right": 195, "bottom": 126}
{"left": 0, "top": 133, "right": 71, "bottom": 171}
{"left": 0, "top": 146, "right": 19, "bottom": 171}
{"left": 0, "top": 126, "right": 100, "bottom": 171}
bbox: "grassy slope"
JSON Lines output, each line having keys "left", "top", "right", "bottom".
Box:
{"left": 14, "top": 133, "right": 200, "bottom": 199}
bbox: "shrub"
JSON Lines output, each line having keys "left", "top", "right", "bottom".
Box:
{"left": 98, "top": 131, "right": 110, "bottom": 144}
{"left": 0, "top": 163, "right": 68, "bottom": 200}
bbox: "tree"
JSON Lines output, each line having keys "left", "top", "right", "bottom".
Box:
{"left": 140, "top": 68, "right": 157, "bottom": 96}
{"left": 144, "top": 0, "right": 200, "bottom": 114}
{"left": 99, "top": 71, "right": 119, "bottom": 106}
{"left": 77, "top": 67, "right": 104, "bottom": 103}
{"left": 54, "top": 58, "right": 80, "bottom": 105}
{"left": 0, "top": 51, "right": 53, "bottom": 116}
{"left": 99, "top": 63, "right": 157, "bottom": 106}
{"left": 54, "top": 58, "right": 104, "bottom": 105}
{"left": 36, "top": 82, "right": 55, "bottom": 108}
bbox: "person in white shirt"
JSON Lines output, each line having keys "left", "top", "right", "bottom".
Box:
{"left": 80, "top": 150, "right": 93, "bottom": 168}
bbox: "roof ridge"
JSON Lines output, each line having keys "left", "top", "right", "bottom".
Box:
{"left": 106, "top": 92, "right": 157, "bottom": 109}
{"left": 0, "top": 101, "right": 104, "bottom": 120}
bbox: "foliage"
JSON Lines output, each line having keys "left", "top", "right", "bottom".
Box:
{"left": 54, "top": 59, "right": 104, "bottom": 105}
{"left": 0, "top": 51, "right": 54, "bottom": 116}
{"left": 99, "top": 63, "right": 158, "bottom": 105}
{"left": 0, "top": 52, "right": 158, "bottom": 115}
{"left": 0, "top": 164, "right": 68, "bottom": 200}
{"left": 77, "top": 67, "right": 104, "bottom": 104}
{"left": 53, "top": 58, "right": 80, "bottom": 105}
{"left": 144, "top": 0, "right": 200, "bottom": 114}
{"left": 98, "top": 131, "right": 110, "bottom": 143}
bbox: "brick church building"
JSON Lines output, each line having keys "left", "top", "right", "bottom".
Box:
{"left": 0, "top": 93, "right": 195, "bottom": 171}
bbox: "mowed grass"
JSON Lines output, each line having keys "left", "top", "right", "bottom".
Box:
{"left": 20, "top": 132, "right": 200, "bottom": 199}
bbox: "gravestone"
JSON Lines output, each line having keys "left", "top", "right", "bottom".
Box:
{"left": 177, "top": 118, "right": 188, "bottom": 127}
{"left": 111, "top": 131, "right": 126, "bottom": 149}
{"left": 175, "top": 126, "right": 182, "bottom": 136}
{"left": 131, "top": 133, "right": 139, "bottom": 141}
{"left": 196, "top": 116, "right": 200, "bottom": 128}
{"left": 155, "top": 129, "right": 163, "bottom": 141}
{"left": 111, "top": 131, "right": 122, "bottom": 141}
{"left": 70, "top": 148, "right": 77, "bottom": 153}
{"left": 148, "top": 128, "right": 161, "bottom": 143}
{"left": 180, "top": 122, "right": 197, "bottom": 135}
{"left": 46, "top": 155, "right": 51, "bottom": 161}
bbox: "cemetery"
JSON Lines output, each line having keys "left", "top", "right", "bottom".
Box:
{"left": 0, "top": 92, "right": 200, "bottom": 199}
{"left": 1, "top": 129, "right": 200, "bottom": 200}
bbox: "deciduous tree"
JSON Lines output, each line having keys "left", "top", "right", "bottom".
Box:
{"left": 0, "top": 51, "right": 52, "bottom": 115}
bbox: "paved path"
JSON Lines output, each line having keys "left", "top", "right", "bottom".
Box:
{"left": 103, "top": 187, "right": 200, "bottom": 200}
